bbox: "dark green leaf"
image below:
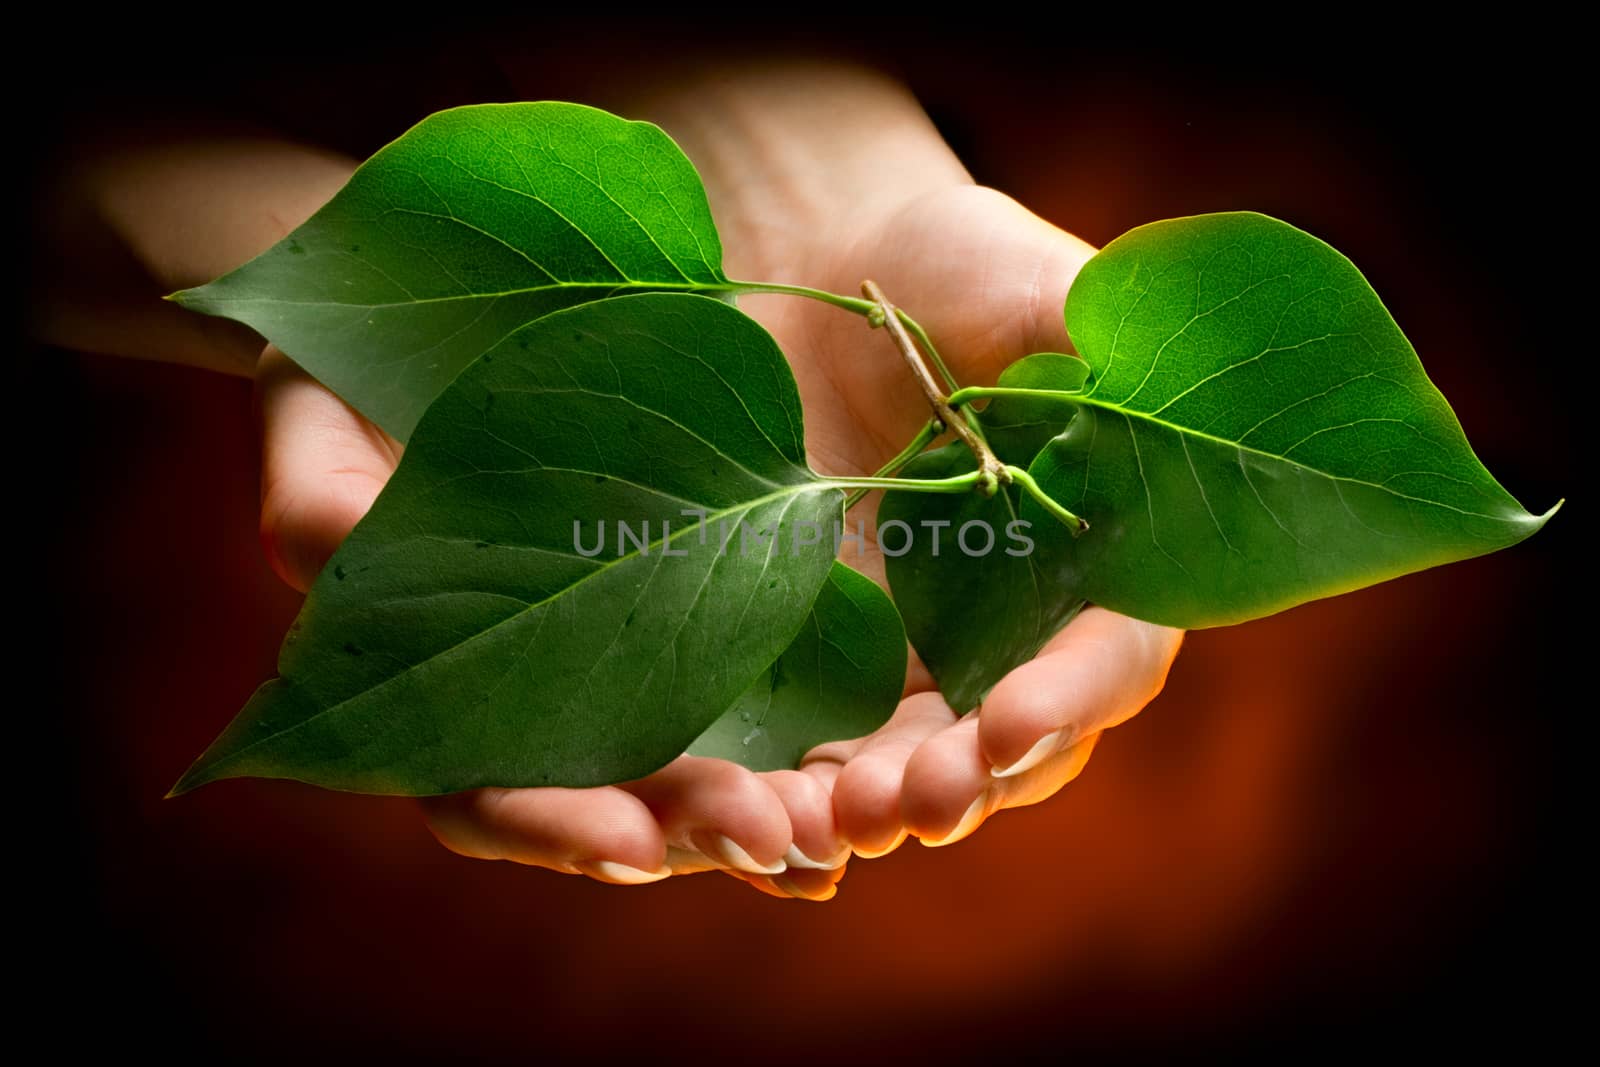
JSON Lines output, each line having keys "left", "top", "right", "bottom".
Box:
{"left": 173, "top": 294, "right": 845, "bottom": 796}
{"left": 688, "top": 562, "right": 905, "bottom": 771}
{"left": 1026, "top": 212, "right": 1557, "bottom": 629}
{"left": 980, "top": 352, "right": 1090, "bottom": 463}
{"left": 881, "top": 444, "right": 1084, "bottom": 713}
{"left": 173, "top": 103, "right": 729, "bottom": 440}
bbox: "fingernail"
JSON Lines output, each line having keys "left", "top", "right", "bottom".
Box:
{"left": 695, "top": 832, "right": 786, "bottom": 875}
{"left": 991, "top": 729, "right": 1064, "bottom": 779}
{"left": 578, "top": 860, "right": 673, "bottom": 885}
{"left": 784, "top": 843, "right": 849, "bottom": 870}
{"left": 664, "top": 845, "right": 718, "bottom": 871}
{"left": 852, "top": 828, "right": 908, "bottom": 859}
{"left": 920, "top": 792, "right": 989, "bottom": 848}
{"left": 772, "top": 875, "right": 839, "bottom": 902}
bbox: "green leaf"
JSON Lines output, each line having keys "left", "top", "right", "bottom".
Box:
{"left": 688, "top": 562, "right": 905, "bottom": 771}
{"left": 980, "top": 352, "right": 1091, "bottom": 463}
{"left": 172, "top": 102, "right": 729, "bottom": 441}
{"left": 881, "top": 444, "right": 1085, "bottom": 713}
{"left": 1026, "top": 211, "right": 1557, "bottom": 629}
{"left": 172, "top": 294, "right": 846, "bottom": 796}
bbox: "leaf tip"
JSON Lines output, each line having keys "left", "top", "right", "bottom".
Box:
{"left": 167, "top": 750, "right": 231, "bottom": 797}
{"left": 165, "top": 766, "right": 205, "bottom": 799}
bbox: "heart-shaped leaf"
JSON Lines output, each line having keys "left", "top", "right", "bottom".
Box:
{"left": 881, "top": 444, "right": 1085, "bottom": 713}
{"left": 173, "top": 102, "right": 730, "bottom": 440}
{"left": 172, "top": 294, "right": 852, "bottom": 796}
{"left": 1026, "top": 212, "right": 1558, "bottom": 629}
{"left": 688, "top": 562, "right": 906, "bottom": 770}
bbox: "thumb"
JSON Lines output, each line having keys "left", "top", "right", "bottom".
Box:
{"left": 885, "top": 186, "right": 1097, "bottom": 376}
{"left": 256, "top": 345, "right": 401, "bottom": 592}
{"left": 998, "top": 197, "right": 1098, "bottom": 359}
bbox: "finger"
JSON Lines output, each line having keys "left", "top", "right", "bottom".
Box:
{"left": 1015, "top": 212, "right": 1098, "bottom": 356}
{"left": 901, "top": 605, "right": 1178, "bottom": 847}
{"left": 760, "top": 769, "right": 849, "bottom": 871}
{"left": 419, "top": 786, "right": 671, "bottom": 885}
{"left": 990, "top": 731, "right": 1101, "bottom": 812}
{"left": 620, "top": 756, "right": 792, "bottom": 876}
{"left": 730, "top": 864, "right": 848, "bottom": 902}
{"left": 255, "top": 345, "right": 402, "bottom": 592}
{"left": 899, "top": 712, "right": 986, "bottom": 841}
{"left": 973, "top": 191, "right": 1097, "bottom": 358}
{"left": 902, "top": 723, "right": 1101, "bottom": 848}
{"left": 889, "top": 186, "right": 1097, "bottom": 370}
{"left": 980, "top": 608, "right": 1183, "bottom": 778}
{"left": 828, "top": 691, "right": 958, "bottom": 857}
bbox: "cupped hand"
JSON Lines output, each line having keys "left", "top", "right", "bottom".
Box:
{"left": 253, "top": 64, "right": 1183, "bottom": 895}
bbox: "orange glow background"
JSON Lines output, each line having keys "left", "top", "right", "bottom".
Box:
{"left": 28, "top": 27, "right": 1575, "bottom": 1057}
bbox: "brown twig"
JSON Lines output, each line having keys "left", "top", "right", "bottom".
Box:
{"left": 861, "top": 279, "right": 1008, "bottom": 493}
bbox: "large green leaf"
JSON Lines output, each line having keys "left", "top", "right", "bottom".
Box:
{"left": 172, "top": 294, "right": 848, "bottom": 796}
{"left": 1026, "top": 212, "right": 1557, "bottom": 629}
{"left": 688, "top": 562, "right": 906, "bottom": 771}
{"left": 173, "top": 102, "right": 729, "bottom": 441}
{"left": 881, "top": 444, "right": 1085, "bottom": 713}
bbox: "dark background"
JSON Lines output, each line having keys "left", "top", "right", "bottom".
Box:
{"left": 23, "top": 22, "right": 1579, "bottom": 1059}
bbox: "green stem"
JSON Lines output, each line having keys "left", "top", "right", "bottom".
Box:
{"left": 730, "top": 278, "right": 1003, "bottom": 493}
{"left": 726, "top": 280, "right": 877, "bottom": 316}
{"left": 949, "top": 385, "right": 1083, "bottom": 408}
{"left": 731, "top": 280, "right": 958, "bottom": 395}
{"left": 1003, "top": 465, "right": 1089, "bottom": 535}
{"left": 824, "top": 471, "right": 983, "bottom": 495}
{"left": 842, "top": 419, "right": 943, "bottom": 511}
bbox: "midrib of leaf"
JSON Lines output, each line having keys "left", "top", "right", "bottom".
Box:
{"left": 1055, "top": 392, "right": 1542, "bottom": 524}
{"left": 200, "top": 482, "right": 844, "bottom": 779}
{"left": 184, "top": 279, "right": 738, "bottom": 311}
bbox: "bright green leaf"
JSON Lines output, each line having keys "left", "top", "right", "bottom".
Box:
{"left": 173, "top": 102, "right": 729, "bottom": 440}
{"left": 172, "top": 294, "right": 846, "bottom": 796}
{"left": 688, "top": 562, "right": 905, "bottom": 771}
{"left": 881, "top": 444, "right": 1085, "bottom": 713}
{"left": 1026, "top": 212, "right": 1557, "bottom": 629}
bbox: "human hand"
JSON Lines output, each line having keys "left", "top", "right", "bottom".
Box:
{"left": 121, "top": 64, "right": 1181, "bottom": 897}
{"left": 627, "top": 62, "right": 1186, "bottom": 856}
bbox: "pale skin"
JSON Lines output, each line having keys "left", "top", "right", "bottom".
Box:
{"left": 40, "top": 62, "right": 1182, "bottom": 900}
